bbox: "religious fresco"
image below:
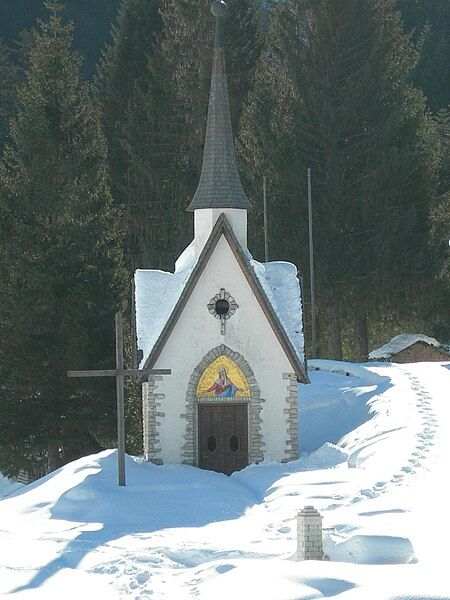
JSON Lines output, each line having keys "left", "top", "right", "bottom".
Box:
{"left": 196, "top": 355, "right": 250, "bottom": 398}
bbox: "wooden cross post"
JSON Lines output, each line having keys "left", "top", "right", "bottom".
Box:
{"left": 68, "top": 312, "right": 171, "bottom": 486}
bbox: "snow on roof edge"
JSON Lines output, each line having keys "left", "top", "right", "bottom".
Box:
{"left": 251, "top": 259, "right": 305, "bottom": 366}
{"left": 135, "top": 241, "right": 197, "bottom": 369}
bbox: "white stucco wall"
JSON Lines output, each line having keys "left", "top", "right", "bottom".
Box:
{"left": 194, "top": 208, "right": 247, "bottom": 256}
{"left": 147, "top": 233, "right": 298, "bottom": 465}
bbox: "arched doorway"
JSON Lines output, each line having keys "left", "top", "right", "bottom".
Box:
{"left": 181, "top": 344, "right": 264, "bottom": 474}
{"left": 196, "top": 355, "right": 250, "bottom": 474}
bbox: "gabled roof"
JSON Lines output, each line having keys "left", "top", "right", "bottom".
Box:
{"left": 187, "top": 1, "right": 251, "bottom": 211}
{"left": 136, "top": 213, "right": 308, "bottom": 383}
{"left": 368, "top": 333, "right": 447, "bottom": 360}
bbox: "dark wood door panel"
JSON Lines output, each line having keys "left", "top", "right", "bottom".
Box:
{"left": 198, "top": 405, "right": 222, "bottom": 472}
{"left": 198, "top": 404, "right": 248, "bottom": 475}
{"left": 232, "top": 404, "right": 248, "bottom": 472}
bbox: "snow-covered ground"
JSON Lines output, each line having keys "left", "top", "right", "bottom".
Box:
{"left": 0, "top": 360, "right": 449, "bottom": 599}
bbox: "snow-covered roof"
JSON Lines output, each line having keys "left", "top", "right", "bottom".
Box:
{"left": 251, "top": 260, "right": 304, "bottom": 364}
{"left": 135, "top": 241, "right": 197, "bottom": 370}
{"left": 368, "top": 333, "right": 443, "bottom": 360}
{"left": 135, "top": 244, "right": 305, "bottom": 371}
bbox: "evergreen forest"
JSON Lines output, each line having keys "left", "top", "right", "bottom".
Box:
{"left": 0, "top": 0, "right": 448, "bottom": 476}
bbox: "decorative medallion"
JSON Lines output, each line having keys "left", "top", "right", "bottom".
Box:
{"left": 208, "top": 288, "right": 238, "bottom": 334}
{"left": 196, "top": 355, "right": 250, "bottom": 399}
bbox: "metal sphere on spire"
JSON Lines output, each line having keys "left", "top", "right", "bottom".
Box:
{"left": 211, "top": 0, "right": 227, "bottom": 18}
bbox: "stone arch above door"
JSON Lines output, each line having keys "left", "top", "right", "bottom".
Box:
{"left": 181, "top": 344, "right": 265, "bottom": 466}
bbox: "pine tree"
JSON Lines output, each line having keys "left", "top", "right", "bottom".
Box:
{"left": 240, "top": 0, "right": 439, "bottom": 359}
{"left": 0, "top": 1, "right": 125, "bottom": 476}
{"left": 97, "top": 0, "right": 261, "bottom": 272}
{"left": 97, "top": 0, "right": 164, "bottom": 192}
{"left": 97, "top": 0, "right": 191, "bottom": 271}
{"left": 0, "top": 38, "right": 18, "bottom": 151}
{"left": 397, "top": 0, "right": 450, "bottom": 113}
{"left": 0, "top": 0, "right": 122, "bottom": 79}
{"left": 427, "top": 108, "right": 450, "bottom": 340}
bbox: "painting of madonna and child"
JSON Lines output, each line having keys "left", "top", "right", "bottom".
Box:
{"left": 196, "top": 356, "right": 250, "bottom": 398}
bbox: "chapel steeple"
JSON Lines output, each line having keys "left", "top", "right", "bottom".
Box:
{"left": 187, "top": 0, "right": 251, "bottom": 212}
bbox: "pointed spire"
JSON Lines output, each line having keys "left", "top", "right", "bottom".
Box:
{"left": 187, "top": 0, "right": 251, "bottom": 211}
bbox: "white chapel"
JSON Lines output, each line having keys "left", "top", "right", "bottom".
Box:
{"left": 133, "top": 0, "right": 309, "bottom": 475}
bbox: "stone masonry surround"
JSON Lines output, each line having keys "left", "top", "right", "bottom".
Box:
{"left": 142, "top": 374, "right": 165, "bottom": 465}
{"left": 181, "top": 344, "right": 265, "bottom": 466}
{"left": 283, "top": 372, "right": 299, "bottom": 461}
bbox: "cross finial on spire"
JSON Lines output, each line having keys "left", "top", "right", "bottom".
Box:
{"left": 187, "top": 0, "right": 251, "bottom": 212}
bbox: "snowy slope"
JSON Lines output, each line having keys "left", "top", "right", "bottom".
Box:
{"left": 0, "top": 360, "right": 449, "bottom": 599}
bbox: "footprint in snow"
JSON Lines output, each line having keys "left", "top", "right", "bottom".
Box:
{"left": 401, "top": 466, "right": 414, "bottom": 473}
{"left": 135, "top": 572, "right": 150, "bottom": 585}
{"left": 360, "top": 489, "right": 377, "bottom": 497}
{"left": 278, "top": 526, "right": 291, "bottom": 534}
{"left": 216, "top": 564, "right": 235, "bottom": 574}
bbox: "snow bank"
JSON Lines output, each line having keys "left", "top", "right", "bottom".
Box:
{"left": 10, "top": 568, "right": 119, "bottom": 600}
{"left": 233, "top": 442, "right": 348, "bottom": 499}
{"left": 191, "top": 559, "right": 355, "bottom": 600}
{"left": 299, "top": 365, "right": 384, "bottom": 453}
{"left": 308, "top": 359, "right": 386, "bottom": 383}
{"left": 1, "top": 450, "right": 257, "bottom": 530}
{"left": 330, "top": 534, "right": 415, "bottom": 564}
{"left": 369, "top": 333, "right": 443, "bottom": 359}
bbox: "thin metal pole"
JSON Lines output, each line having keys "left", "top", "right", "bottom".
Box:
{"left": 115, "top": 312, "right": 126, "bottom": 486}
{"left": 263, "top": 175, "right": 269, "bottom": 262}
{"left": 308, "top": 168, "right": 317, "bottom": 358}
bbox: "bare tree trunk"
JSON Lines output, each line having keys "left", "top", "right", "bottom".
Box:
{"left": 47, "top": 441, "right": 60, "bottom": 474}
{"left": 327, "top": 301, "right": 343, "bottom": 360}
{"left": 355, "top": 303, "right": 368, "bottom": 362}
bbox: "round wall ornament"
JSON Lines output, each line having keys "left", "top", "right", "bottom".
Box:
{"left": 208, "top": 288, "right": 238, "bottom": 334}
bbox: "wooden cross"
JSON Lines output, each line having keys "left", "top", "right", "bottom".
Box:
{"left": 68, "top": 312, "right": 171, "bottom": 486}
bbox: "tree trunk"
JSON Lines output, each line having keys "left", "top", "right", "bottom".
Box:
{"left": 47, "top": 441, "right": 61, "bottom": 474}
{"left": 355, "top": 304, "right": 369, "bottom": 362}
{"left": 327, "top": 301, "right": 343, "bottom": 360}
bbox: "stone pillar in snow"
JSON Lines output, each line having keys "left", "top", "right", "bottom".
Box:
{"left": 297, "top": 505, "right": 323, "bottom": 560}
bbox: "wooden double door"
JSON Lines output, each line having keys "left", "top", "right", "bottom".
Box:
{"left": 198, "top": 403, "right": 248, "bottom": 475}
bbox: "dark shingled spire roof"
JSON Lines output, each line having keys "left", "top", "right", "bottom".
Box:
{"left": 187, "top": 0, "right": 251, "bottom": 211}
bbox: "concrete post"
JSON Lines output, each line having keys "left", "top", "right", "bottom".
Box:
{"left": 297, "top": 505, "right": 323, "bottom": 560}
